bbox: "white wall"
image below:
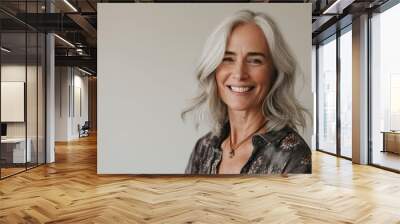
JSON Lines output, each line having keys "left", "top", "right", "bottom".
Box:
{"left": 55, "top": 67, "right": 69, "bottom": 141}
{"left": 55, "top": 67, "right": 89, "bottom": 141}
{"left": 98, "top": 3, "right": 312, "bottom": 174}
{"left": 72, "top": 73, "right": 89, "bottom": 138}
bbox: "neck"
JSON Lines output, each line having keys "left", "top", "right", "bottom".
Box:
{"left": 228, "top": 108, "right": 267, "bottom": 145}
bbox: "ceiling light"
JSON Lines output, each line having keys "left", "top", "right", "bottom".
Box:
{"left": 323, "top": 0, "right": 343, "bottom": 14}
{"left": 76, "top": 48, "right": 84, "bottom": 55}
{"left": 54, "top": 34, "right": 75, "bottom": 48}
{"left": 1, "top": 47, "right": 11, "bottom": 53}
{"left": 78, "top": 67, "right": 93, "bottom": 76}
{"left": 63, "top": 0, "right": 78, "bottom": 12}
{"left": 322, "top": 0, "right": 355, "bottom": 15}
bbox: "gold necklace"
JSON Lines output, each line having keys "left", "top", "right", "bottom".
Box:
{"left": 229, "top": 121, "right": 267, "bottom": 158}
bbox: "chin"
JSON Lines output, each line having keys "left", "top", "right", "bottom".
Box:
{"left": 226, "top": 103, "right": 253, "bottom": 112}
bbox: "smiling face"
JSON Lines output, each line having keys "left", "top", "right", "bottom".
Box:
{"left": 215, "top": 22, "right": 275, "bottom": 113}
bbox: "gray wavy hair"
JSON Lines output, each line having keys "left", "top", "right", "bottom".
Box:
{"left": 181, "top": 9, "right": 309, "bottom": 135}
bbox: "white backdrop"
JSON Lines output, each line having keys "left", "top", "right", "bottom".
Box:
{"left": 98, "top": 3, "right": 312, "bottom": 174}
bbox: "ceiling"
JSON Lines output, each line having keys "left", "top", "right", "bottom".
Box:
{"left": 0, "top": 0, "right": 392, "bottom": 75}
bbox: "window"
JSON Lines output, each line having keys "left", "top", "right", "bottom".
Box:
{"left": 339, "top": 28, "right": 352, "bottom": 158}
{"left": 370, "top": 2, "right": 400, "bottom": 171}
{"left": 317, "top": 36, "right": 337, "bottom": 154}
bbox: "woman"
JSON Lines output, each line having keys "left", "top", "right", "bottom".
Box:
{"left": 182, "top": 10, "right": 311, "bottom": 174}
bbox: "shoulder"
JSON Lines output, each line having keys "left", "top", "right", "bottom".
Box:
{"left": 252, "top": 126, "right": 311, "bottom": 174}
{"left": 278, "top": 127, "right": 311, "bottom": 156}
{"left": 192, "top": 131, "right": 217, "bottom": 155}
{"left": 195, "top": 131, "right": 214, "bottom": 147}
{"left": 277, "top": 127, "right": 312, "bottom": 173}
{"left": 185, "top": 131, "right": 215, "bottom": 174}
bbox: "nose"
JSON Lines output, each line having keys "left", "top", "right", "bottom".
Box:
{"left": 232, "top": 60, "right": 248, "bottom": 80}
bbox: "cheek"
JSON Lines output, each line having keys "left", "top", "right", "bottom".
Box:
{"left": 254, "top": 68, "right": 274, "bottom": 92}
{"left": 215, "top": 68, "right": 227, "bottom": 90}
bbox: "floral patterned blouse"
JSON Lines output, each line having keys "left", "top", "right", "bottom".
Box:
{"left": 185, "top": 124, "right": 312, "bottom": 174}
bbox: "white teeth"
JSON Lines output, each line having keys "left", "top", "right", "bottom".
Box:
{"left": 230, "top": 86, "right": 251, "bottom": 93}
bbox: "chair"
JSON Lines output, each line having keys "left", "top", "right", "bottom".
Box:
{"left": 79, "top": 121, "right": 90, "bottom": 138}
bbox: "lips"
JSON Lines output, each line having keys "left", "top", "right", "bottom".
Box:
{"left": 227, "top": 85, "right": 255, "bottom": 93}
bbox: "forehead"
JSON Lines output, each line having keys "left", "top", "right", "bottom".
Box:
{"left": 226, "top": 22, "right": 269, "bottom": 53}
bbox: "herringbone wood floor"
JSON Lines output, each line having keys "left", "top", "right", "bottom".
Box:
{"left": 1, "top": 134, "right": 400, "bottom": 224}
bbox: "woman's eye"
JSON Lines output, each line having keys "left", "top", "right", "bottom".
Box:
{"left": 247, "top": 58, "right": 263, "bottom": 65}
{"left": 222, "top": 57, "right": 234, "bottom": 63}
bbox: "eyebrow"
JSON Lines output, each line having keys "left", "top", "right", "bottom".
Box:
{"left": 224, "top": 51, "right": 266, "bottom": 58}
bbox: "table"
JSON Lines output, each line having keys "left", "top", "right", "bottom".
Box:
{"left": 381, "top": 131, "right": 400, "bottom": 154}
{"left": 1, "top": 138, "right": 32, "bottom": 163}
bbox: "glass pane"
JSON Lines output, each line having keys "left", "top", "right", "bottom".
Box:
{"left": 371, "top": 3, "right": 400, "bottom": 171}
{"left": 38, "top": 33, "right": 45, "bottom": 165}
{"left": 0, "top": 1, "right": 46, "bottom": 178}
{"left": 26, "top": 0, "right": 40, "bottom": 168}
{"left": 27, "top": 31, "right": 38, "bottom": 169}
{"left": 340, "top": 29, "right": 352, "bottom": 158}
{"left": 1, "top": 32, "right": 27, "bottom": 178}
{"left": 318, "top": 37, "right": 337, "bottom": 154}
